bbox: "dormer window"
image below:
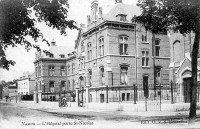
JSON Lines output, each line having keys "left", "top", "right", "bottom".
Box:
{"left": 120, "top": 15, "right": 126, "bottom": 21}
{"left": 116, "top": 14, "right": 127, "bottom": 22}
{"left": 49, "top": 54, "right": 54, "bottom": 58}
{"left": 60, "top": 54, "right": 65, "bottom": 58}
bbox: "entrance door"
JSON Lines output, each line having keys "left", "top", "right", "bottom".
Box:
{"left": 183, "top": 78, "right": 191, "bottom": 103}
{"left": 143, "top": 75, "right": 149, "bottom": 98}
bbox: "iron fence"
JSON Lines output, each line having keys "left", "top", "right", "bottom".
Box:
{"left": 41, "top": 90, "right": 75, "bottom": 102}
{"left": 88, "top": 83, "right": 200, "bottom": 104}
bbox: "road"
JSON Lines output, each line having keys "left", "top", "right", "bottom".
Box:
{"left": 0, "top": 102, "right": 199, "bottom": 129}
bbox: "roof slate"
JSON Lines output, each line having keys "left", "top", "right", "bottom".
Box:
{"left": 103, "top": 3, "right": 141, "bottom": 23}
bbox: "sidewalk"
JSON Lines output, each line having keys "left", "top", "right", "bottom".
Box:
{"left": 5, "top": 100, "right": 200, "bottom": 120}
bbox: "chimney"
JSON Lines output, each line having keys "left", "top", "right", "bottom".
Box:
{"left": 51, "top": 39, "right": 56, "bottom": 46}
{"left": 80, "top": 24, "right": 86, "bottom": 29}
{"left": 99, "top": 7, "right": 102, "bottom": 19}
{"left": 68, "top": 53, "right": 72, "bottom": 57}
{"left": 115, "top": 0, "right": 122, "bottom": 4}
{"left": 87, "top": 15, "right": 91, "bottom": 26}
{"left": 91, "top": 0, "right": 98, "bottom": 22}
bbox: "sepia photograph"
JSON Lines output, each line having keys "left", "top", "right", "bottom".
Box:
{"left": 0, "top": 0, "right": 200, "bottom": 128}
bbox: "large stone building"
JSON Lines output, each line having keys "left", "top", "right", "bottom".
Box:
{"left": 71, "top": 0, "right": 170, "bottom": 103}
{"left": 34, "top": 0, "right": 171, "bottom": 104}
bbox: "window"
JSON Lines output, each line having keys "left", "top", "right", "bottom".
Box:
{"left": 49, "top": 65, "right": 55, "bottom": 76}
{"left": 122, "top": 93, "right": 125, "bottom": 101}
{"left": 119, "top": 36, "right": 128, "bottom": 55}
{"left": 49, "top": 81, "right": 55, "bottom": 92}
{"left": 72, "top": 80, "right": 75, "bottom": 91}
{"left": 67, "top": 80, "right": 70, "bottom": 89}
{"left": 89, "top": 69, "right": 92, "bottom": 86}
{"left": 49, "top": 54, "right": 54, "bottom": 58}
{"left": 72, "top": 63, "right": 75, "bottom": 74}
{"left": 60, "top": 66, "right": 66, "bottom": 76}
{"left": 127, "top": 93, "right": 130, "bottom": 101}
{"left": 35, "top": 67, "right": 37, "bottom": 77}
{"left": 155, "top": 39, "right": 160, "bottom": 56}
{"left": 60, "top": 54, "right": 65, "bottom": 58}
{"left": 67, "top": 65, "right": 70, "bottom": 75}
{"left": 155, "top": 67, "right": 161, "bottom": 83}
{"left": 99, "top": 37, "right": 104, "bottom": 57}
{"left": 61, "top": 81, "right": 66, "bottom": 91}
{"left": 120, "top": 66, "right": 128, "bottom": 85}
{"left": 117, "top": 14, "right": 126, "bottom": 22}
{"left": 100, "top": 67, "right": 105, "bottom": 86}
{"left": 38, "top": 66, "right": 41, "bottom": 76}
{"left": 142, "top": 30, "right": 148, "bottom": 42}
{"left": 100, "top": 94, "right": 104, "bottom": 103}
{"left": 87, "top": 43, "right": 92, "bottom": 60}
{"left": 81, "top": 42, "right": 85, "bottom": 52}
{"left": 142, "top": 51, "right": 149, "bottom": 67}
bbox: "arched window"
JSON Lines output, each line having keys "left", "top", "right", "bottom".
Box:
{"left": 173, "top": 40, "right": 183, "bottom": 62}
{"left": 119, "top": 35, "right": 128, "bottom": 55}
{"left": 155, "top": 39, "right": 160, "bottom": 56}
{"left": 49, "top": 81, "right": 55, "bottom": 92}
{"left": 99, "top": 37, "right": 104, "bottom": 57}
{"left": 49, "top": 65, "right": 55, "bottom": 76}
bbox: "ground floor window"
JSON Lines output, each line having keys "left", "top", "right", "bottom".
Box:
{"left": 122, "top": 93, "right": 125, "bottom": 101}
{"left": 100, "top": 94, "right": 104, "bottom": 103}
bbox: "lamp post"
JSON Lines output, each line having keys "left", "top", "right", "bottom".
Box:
{"left": 15, "top": 90, "right": 17, "bottom": 103}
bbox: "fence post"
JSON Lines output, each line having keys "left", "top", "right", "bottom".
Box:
{"left": 47, "top": 92, "right": 48, "bottom": 102}
{"left": 160, "top": 84, "right": 161, "bottom": 111}
{"left": 145, "top": 97, "right": 147, "bottom": 112}
{"left": 133, "top": 84, "right": 137, "bottom": 104}
{"left": 106, "top": 85, "right": 108, "bottom": 103}
{"left": 170, "top": 81, "right": 174, "bottom": 104}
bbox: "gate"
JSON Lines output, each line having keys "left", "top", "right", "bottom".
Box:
{"left": 144, "top": 84, "right": 169, "bottom": 111}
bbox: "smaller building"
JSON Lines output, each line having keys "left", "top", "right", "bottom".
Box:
{"left": 17, "top": 72, "right": 35, "bottom": 95}
{"left": 2, "top": 83, "right": 18, "bottom": 101}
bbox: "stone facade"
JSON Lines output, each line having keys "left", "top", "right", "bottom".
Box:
{"left": 34, "top": 0, "right": 171, "bottom": 103}
{"left": 72, "top": 0, "right": 170, "bottom": 103}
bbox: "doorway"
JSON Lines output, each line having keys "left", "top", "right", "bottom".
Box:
{"left": 183, "top": 77, "right": 191, "bottom": 103}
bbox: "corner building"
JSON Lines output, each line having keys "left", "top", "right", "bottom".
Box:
{"left": 73, "top": 0, "right": 170, "bottom": 103}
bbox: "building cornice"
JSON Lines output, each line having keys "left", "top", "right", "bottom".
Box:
{"left": 82, "top": 20, "right": 135, "bottom": 38}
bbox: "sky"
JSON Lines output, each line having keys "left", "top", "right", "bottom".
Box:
{"left": 0, "top": 0, "right": 138, "bottom": 82}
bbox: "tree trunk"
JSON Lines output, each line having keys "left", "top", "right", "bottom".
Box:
{"left": 189, "top": 19, "right": 200, "bottom": 123}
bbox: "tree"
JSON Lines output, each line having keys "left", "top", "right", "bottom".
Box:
{"left": 0, "top": 0, "right": 78, "bottom": 70}
{"left": 135, "top": 0, "right": 200, "bottom": 123}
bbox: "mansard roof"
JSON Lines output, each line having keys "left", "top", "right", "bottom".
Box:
{"left": 103, "top": 3, "right": 141, "bottom": 23}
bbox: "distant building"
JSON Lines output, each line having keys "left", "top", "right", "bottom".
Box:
{"left": 34, "top": 40, "right": 74, "bottom": 102}
{"left": 17, "top": 72, "right": 35, "bottom": 95}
